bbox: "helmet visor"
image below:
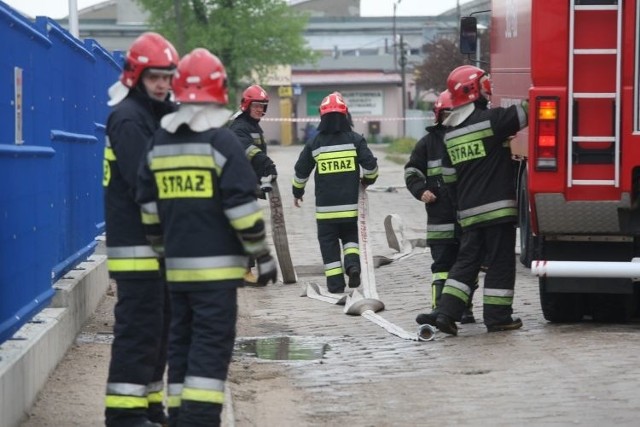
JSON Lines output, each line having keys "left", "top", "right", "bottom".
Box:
{"left": 250, "top": 101, "right": 268, "bottom": 113}
{"left": 146, "top": 67, "right": 177, "bottom": 76}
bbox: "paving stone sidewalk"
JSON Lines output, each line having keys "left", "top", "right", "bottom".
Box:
{"left": 16, "top": 143, "right": 640, "bottom": 427}
{"left": 231, "top": 144, "right": 640, "bottom": 427}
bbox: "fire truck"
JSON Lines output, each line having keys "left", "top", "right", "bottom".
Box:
{"left": 461, "top": 0, "right": 640, "bottom": 322}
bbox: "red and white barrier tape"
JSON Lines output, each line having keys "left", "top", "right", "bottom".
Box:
{"left": 260, "top": 116, "right": 429, "bottom": 123}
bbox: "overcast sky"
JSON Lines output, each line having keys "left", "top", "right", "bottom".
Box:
{"left": 3, "top": 0, "right": 471, "bottom": 20}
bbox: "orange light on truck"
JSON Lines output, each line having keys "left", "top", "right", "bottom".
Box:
{"left": 535, "top": 97, "right": 559, "bottom": 171}
{"left": 538, "top": 101, "right": 557, "bottom": 120}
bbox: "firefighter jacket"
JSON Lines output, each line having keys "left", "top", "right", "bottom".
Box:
{"left": 292, "top": 131, "right": 379, "bottom": 222}
{"left": 136, "top": 124, "right": 268, "bottom": 292}
{"left": 103, "top": 90, "right": 175, "bottom": 280}
{"left": 404, "top": 125, "right": 458, "bottom": 244}
{"left": 228, "top": 112, "right": 275, "bottom": 179}
{"left": 443, "top": 102, "right": 528, "bottom": 230}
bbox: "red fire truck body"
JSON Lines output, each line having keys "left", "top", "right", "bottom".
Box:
{"left": 488, "top": 0, "right": 640, "bottom": 321}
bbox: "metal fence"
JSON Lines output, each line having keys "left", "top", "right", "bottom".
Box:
{"left": 0, "top": 3, "right": 121, "bottom": 344}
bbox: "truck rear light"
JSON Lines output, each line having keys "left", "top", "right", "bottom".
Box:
{"left": 538, "top": 101, "right": 557, "bottom": 120}
{"left": 534, "top": 97, "right": 559, "bottom": 171}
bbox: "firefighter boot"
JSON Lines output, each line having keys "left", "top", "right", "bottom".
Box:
{"left": 460, "top": 306, "right": 475, "bottom": 324}
{"left": 486, "top": 317, "right": 523, "bottom": 332}
{"left": 460, "top": 283, "right": 478, "bottom": 324}
{"left": 347, "top": 266, "right": 361, "bottom": 288}
{"left": 326, "top": 274, "right": 347, "bottom": 294}
{"left": 435, "top": 313, "right": 458, "bottom": 336}
{"left": 415, "top": 281, "right": 444, "bottom": 326}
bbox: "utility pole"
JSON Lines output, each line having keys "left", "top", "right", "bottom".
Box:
{"left": 392, "top": 0, "right": 402, "bottom": 71}
{"left": 399, "top": 34, "right": 407, "bottom": 138}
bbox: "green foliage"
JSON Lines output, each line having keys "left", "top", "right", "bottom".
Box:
{"left": 415, "top": 99, "right": 431, "bottom": 111}
{"left": 135, "top": 0, "right": 319, "bottom": 97}
{"left": 415, "top": 37, "right": 466, "bottom": 93}
{"left": 386, "top": 137, "right": 417, "bottom": 154}
{"left": 381, "top": 135, "right": 394, "bottom": 145}
{"left": 415, "top": 30, "right": 491, "bottom": 92}
{"left": 384, "top": 137, "right": 416, "bottom": 165}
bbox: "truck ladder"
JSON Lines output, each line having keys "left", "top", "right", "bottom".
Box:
{"left": 567, "top": 0, "right": 622, "bottom": 187}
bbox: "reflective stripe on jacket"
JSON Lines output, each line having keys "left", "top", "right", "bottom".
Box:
{"left": 292, "top": 131, "right": 378, "bottom": 223}
{"left": 404, "top": 125, "right": 458, "bottom": 244}
{"left": 103, "top": 92, "right": 174, "bottom": 279}
{"left": 443, "top": 103, "right": 528, "bottom": 230}
{"left": 136, "top": 126, "right": 266, "bottom": 291}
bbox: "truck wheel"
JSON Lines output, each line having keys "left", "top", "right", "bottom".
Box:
{"left": 539, "top": 277, "right": 585, "bottom": 322}
{"left": 518, "top": 167, "right": 534, "bottom": 267}
{"left": 589, "top": 293, "right": 634, "bottom": 323}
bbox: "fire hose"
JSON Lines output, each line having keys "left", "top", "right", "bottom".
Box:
{"left": 304, "top": 184, "right": 436, "bottom": 342}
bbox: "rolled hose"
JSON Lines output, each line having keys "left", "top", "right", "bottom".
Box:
{"left": 417, "top": 324, "right": 436, "bottom": 341}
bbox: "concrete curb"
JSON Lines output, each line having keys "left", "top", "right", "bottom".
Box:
{"left": 222, "top": 383, "right": 235, "bottom": 427}
{"left": 0, "top": 255, "right": 109, "bottom": 427}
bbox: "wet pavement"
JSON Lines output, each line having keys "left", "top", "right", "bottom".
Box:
{"left": 231, "top": 144, "right": 640, "bottom": 426}
{"left": 17, "top": 143, "right": 640, "bottom": 427}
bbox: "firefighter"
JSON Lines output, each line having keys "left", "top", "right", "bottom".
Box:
{"left": 103, "top": 32, "right": 178, "bottom": 427}
{"left": 228, "top": 84, "right": 277, "bottom": 285}
{"left": 405, "top": 90, "right": 477, "bottom": 326}
{"left": 292, "top": 92, "right": 379, "bottom": 293}
{"left": 427, "top": 65, "right": 528, "bottom": 336}
{"left": 136, "top": 48, "right": 277, "bottom": 426}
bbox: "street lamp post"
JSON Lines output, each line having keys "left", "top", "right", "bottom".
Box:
{"left": 392, "top": 0, "right": 402, "bottom": 71}
{"left": 68, "top": 0, "right": 79, "bottom": 38}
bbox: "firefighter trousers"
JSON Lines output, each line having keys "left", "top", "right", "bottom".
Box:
{"left": 438, "top": 223, "right": 516, "bottom": 326}
{"left": 167, "top": 287, "right": 238, "bottom": 427}
{"left": 429, "top": 241, "right": 459, "bottom": 307}
{"left": 105, "top": 277, "right": 170, "bottom": 427}
{"left": 317, "top": 220, "right": 360, "bottom": 293}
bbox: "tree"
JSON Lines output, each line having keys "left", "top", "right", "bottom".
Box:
{"left": 135, "top": 0, "right": 318, "bottom": 99}
{"left": 415, "top": 30, "right": 490, "bottom": 93}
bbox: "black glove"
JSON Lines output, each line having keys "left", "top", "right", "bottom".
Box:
{"left": 255, "top": 186, "right": 267, "bottom": 199}
{"left": 264, "top": 162, "right": 277, "bottom": 178}
{"left": 256, "top": 253, "right": 278, "bottom": 285}
{"left": 292, "top": 187, "right": 305, "bottom": 200}
{"left": 360, "top": 177, "right": 375, "bottom": 188}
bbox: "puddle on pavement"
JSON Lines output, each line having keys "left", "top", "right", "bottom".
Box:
{"left": 235, "top": 336, "right": 329, "bottom": 360}
{"left": 74, "top": 333, "right": 329, "bottom": 361}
